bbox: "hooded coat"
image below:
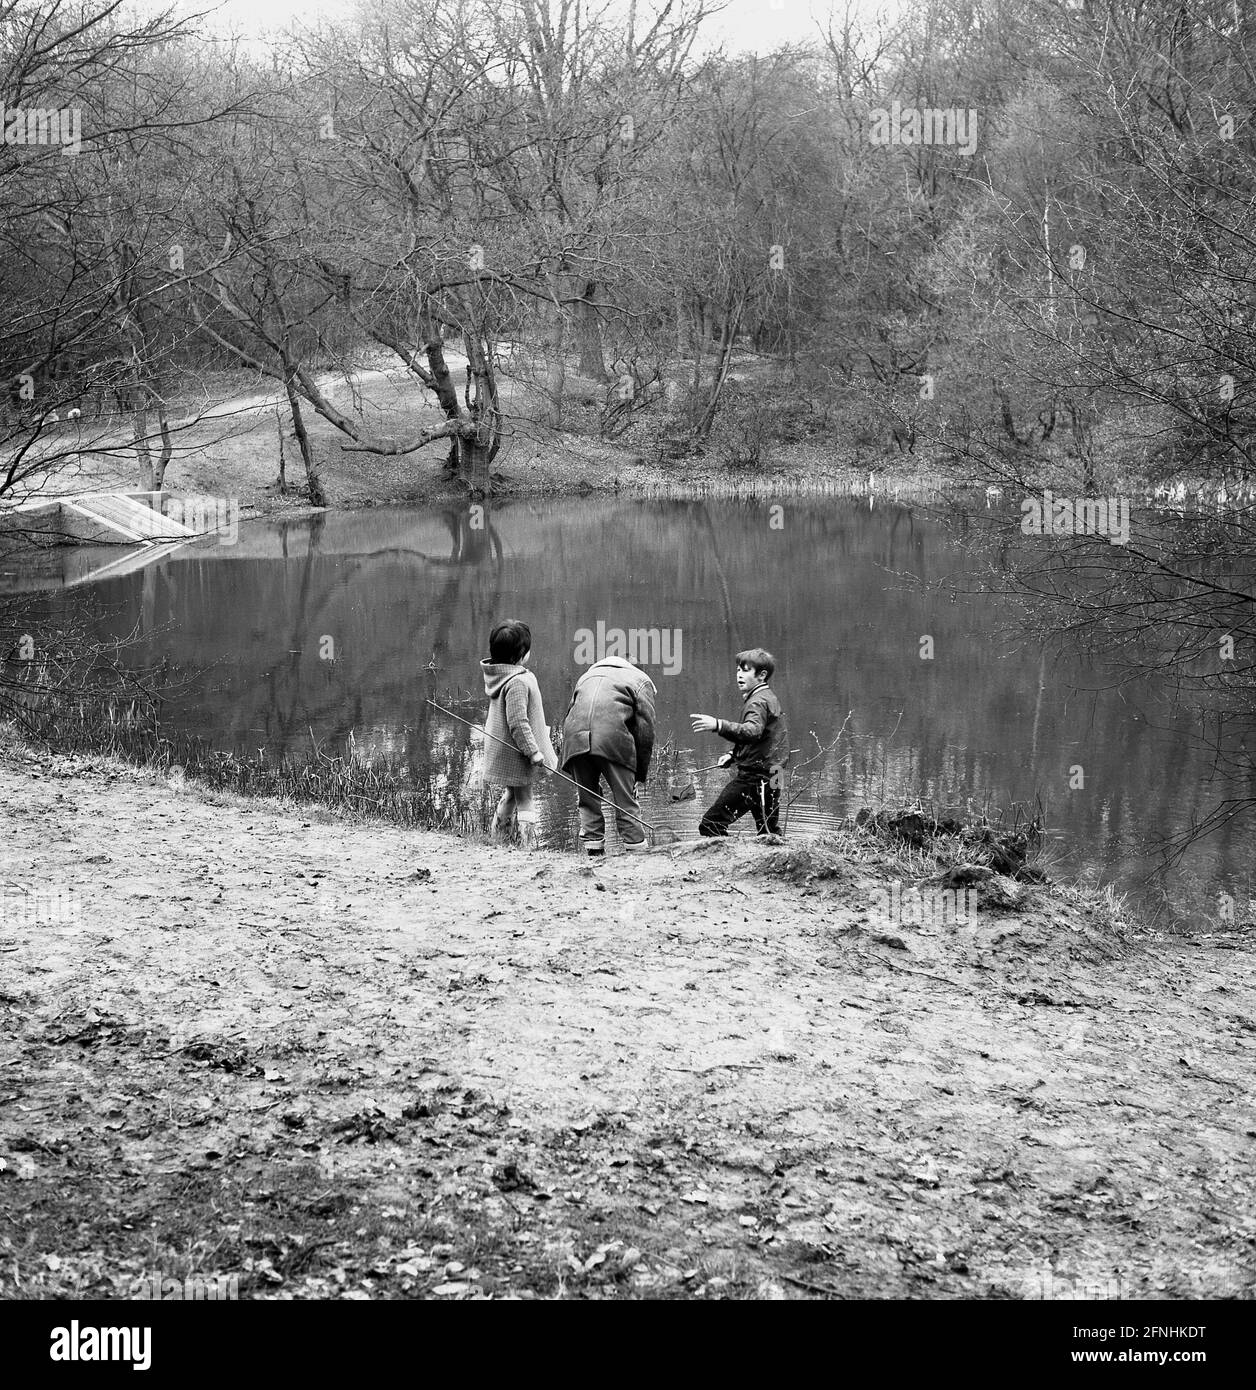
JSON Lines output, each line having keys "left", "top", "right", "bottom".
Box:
{"left": 480, "top": 661, "right": 558, "bottom": 787}
{"left": 560, "top": 657, "right": 656, "bottom": 783}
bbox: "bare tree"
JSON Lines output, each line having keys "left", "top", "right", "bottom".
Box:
{"left": 0, "top": 1, "right": 261, "bottom": 499}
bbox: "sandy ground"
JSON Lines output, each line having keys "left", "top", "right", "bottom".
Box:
{"left": 1, "top": 742, "right": 1254, "bottom": 1301}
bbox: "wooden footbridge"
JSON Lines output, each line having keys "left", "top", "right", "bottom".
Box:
{"left": 0, "top": 491, "right": 207, "bottom": 591}
{"left": 3, "top": 492, "right": 198, "bottom": 545}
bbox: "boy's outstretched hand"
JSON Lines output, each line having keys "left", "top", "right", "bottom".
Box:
{"left": 690, "top": 713, "right": 717, "bottom": 733}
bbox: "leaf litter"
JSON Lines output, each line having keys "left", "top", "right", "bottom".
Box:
{"left": 0, "top": 745, "right": 1253, "bottom": 1300}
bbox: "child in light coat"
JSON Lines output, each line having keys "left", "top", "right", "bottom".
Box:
{"left": 480, "top": 619, "right": 557, "bottom": 849}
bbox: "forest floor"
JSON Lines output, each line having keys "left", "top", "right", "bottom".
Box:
{"left": 1, "top": 740, "right": 1254, "bottom": 1301}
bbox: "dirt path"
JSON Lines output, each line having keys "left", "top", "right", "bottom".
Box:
{"left": 1, "top": 744, "right": 1253, "bottom": 1300}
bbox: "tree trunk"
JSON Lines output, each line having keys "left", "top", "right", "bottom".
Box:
{"left": 423, "top": 307, "right": 466, "bottom": 476}
{"left": 132, "top": 403, "right": 154, "bottom": 490}
{"left": 153, "top": 402, "right": 173, "bottom": 490}
{"left": 696, "top": 297, "right": 742, "bottom": 441}
{"left": 694, "top": 296, "right": 712, "bottom": 347}
{"left": 460, "top": 429, "right": 493, "bottom": 485}
{"left": 576, "top": 282, "right": 609, "bottom": 381}
{"left": 1071, "top": 402, "right": 1096, "bottom": 494}
{"left": 275, "top": 409, "right": 287, "bottom": 493}
{"left": 461, "top": 333, "right": 502, "bottom": 490}
{"left": 543, "top": 274, "right": 566, "bottom": 428}
{"left": 1043, "top": 189, "right": 1056, "bottom": 322}
{"left": 286, "top": 376, "right": 325, "bottom": 507}
{"left": 994, "top": 381, "right": 1027, "bottom": 446}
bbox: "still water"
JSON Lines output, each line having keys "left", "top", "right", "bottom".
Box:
{"left": 25, "top": 497, "right": 1256, "bottom": 924}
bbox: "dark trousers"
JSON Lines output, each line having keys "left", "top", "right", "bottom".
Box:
{"left": 698, "top": 768, "right": 780, "bottom": 837}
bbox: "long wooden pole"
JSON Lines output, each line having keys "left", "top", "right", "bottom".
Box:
{"left": 426, "top": 698, "right": 666, "bottom": 839}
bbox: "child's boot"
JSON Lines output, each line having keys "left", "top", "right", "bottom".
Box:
{"left": 517, "top": 811, "right": 541, "bottom": 851}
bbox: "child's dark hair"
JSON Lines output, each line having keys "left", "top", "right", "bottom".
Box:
{"left": 489, "top": 620, "right": 532, "bottom": 664}
{"left": 736, "top": 647, "right": 775, "bottom": 680}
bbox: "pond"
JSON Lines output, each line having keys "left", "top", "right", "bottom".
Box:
{"left": 12, "top": 496, "right": 1255, "bottom": 924}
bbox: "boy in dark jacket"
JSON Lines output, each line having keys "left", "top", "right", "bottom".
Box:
{"left": 690, "top": 647, "right": 789, "bottom": 837}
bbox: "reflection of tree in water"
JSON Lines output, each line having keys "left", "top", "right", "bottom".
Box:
{"left": 260, "top": 511, "right": 366, "bottom": 755}
{"left": 403, "top": 507, "right": 506, "bottom": 775}
{"left": 424, "top": 506, "right": 505, "bottom": 656}
{"left": 883, "top": 505, "right": 925, "bottom": 576}
{"left": 252, "top": 507, "right": 506, "bottom": 781}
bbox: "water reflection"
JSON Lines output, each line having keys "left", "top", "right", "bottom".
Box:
{"left": 24, "top": 497, "right": 1256, "bottom": 922}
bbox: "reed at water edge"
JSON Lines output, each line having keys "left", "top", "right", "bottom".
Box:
{"left": 4, "top": 692, "right": 502, "bottom": 836}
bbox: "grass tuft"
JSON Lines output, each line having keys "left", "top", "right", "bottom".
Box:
{"left": 4, "top": 700, "right": 500, "bottom": 835}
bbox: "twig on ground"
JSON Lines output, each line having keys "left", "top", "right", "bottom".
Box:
{"left": 1178, "top": 1060, "right": 1243, "bottom": 1090}
{"left": 859, "top": 950, "right": 978, "bottom": 994}
{"left": 781, "top": 1272, "right": 846, "bottom": 1298}
{"left": 666, "top": 1062, "right": 765, "bottom": 1074}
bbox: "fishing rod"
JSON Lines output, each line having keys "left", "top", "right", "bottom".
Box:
{"left": 426, "top": 698, "right": 675, "bottom": 843}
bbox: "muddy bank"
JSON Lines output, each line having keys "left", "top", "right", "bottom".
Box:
{"left": 1, "top": 742, "right": 1253, "bottom": 1300}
